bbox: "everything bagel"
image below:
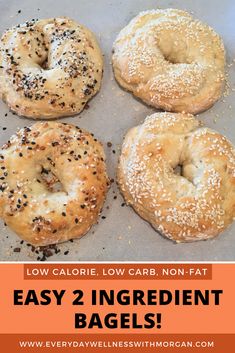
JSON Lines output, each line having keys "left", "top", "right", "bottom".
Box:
{"left": 112, "top": 9, "right": 225, "bottom": 114}
{"left": 0, "top": 122, "right": 109, "bottom": 245}
{"left": 118, "top": 112, "right": 235, "bottom": 242}
{"left": 0, "top": 17, "right": 103, "bottom": 119}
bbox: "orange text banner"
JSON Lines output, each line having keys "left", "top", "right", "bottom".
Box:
{"left": 0, "top": 334, "right": 235, "bottom": 353}
{"left": 0, "top": 263, "right": 234, "bottom": 353}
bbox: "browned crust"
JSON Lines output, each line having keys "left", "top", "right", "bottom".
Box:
{"left": 0, "top": 17, "right": 103, "bottom": 119}
{"left": 0, "top": 122, "right": 109, "bottom": 245}
{"left": 112, "top": 9, "right": 225, "bottom": 114}
{"left": 117, "top": 112, "right": 235, "bottom": 242}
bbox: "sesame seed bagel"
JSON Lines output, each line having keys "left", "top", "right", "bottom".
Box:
{"left": 112, "top": 9, "right": 225, "bottom": 114}
{"left": 0, "top": 122, "right": 109, "bottom": 246}
{"left": 118, "top": 113, "right": 235, "bottom": 242}
{"left": 0, "top": 17, "right": 103, "bottom": 119}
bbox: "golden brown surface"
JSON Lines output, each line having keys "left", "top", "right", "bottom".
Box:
{"left": 0, "top": 17, "right": 103, "bottom": 119}
{"left": 112, "top": 9, "right": 225, "bottom": 114}
{"left": 118, "top": 112, "right": 235, "bottom": 242}
{"left": 0, "top": 122, "right": 109, "bottom": 245}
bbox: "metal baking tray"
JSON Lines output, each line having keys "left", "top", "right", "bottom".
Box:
{"left": 0, "top": 0, "right": 234, "bottom": 261}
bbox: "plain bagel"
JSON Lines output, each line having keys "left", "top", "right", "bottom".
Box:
{"left": 112, "top": 9, "right": 225, "bottom": 114}
{"left": 0, "top": 17, "right": 103, "bottom": 119}
{"left": 118, "top": 112, "right": 235, "bottom": 242}
{"left": 0, "top": 122, "right": 109, "bottom": 246}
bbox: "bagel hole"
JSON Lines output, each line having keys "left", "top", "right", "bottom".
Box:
{"left": 174, "top": 164, "right": 183, "bottom": 176}
{"left": 162, "top": 51, "right": 192, "bottom": 65}
{"left": 40, "top": 166, "right": 65, "bottom": 193}
{"left": 164, "top": 55, "right": 179, "bottom": 64}
{"left": 173, "top": 163, "right": 196, "bottom": 186}
{"left": 37, "top": 48, "right": 50, "bottom": 70}
{"left": 40, "top": 60, "right": 49, "bottom": 70}
{"left": 38, "top": 56, "right": 50, "bottom": 70}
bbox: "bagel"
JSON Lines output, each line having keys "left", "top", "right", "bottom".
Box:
{"left": 118, "top": 112, "right": 235, "bottom": 242}
{"left": 0, "top": 122, "right": 109, "bottom": 246}
{"left": 112, "top": 9, "right": 225, "bottom": 114}
{"left": 0, "top": 17, "right": 103, "bottom": 119}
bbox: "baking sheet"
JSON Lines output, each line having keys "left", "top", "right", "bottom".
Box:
{"left": 0, "top": 0, "right": 234, "bottom": 261}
